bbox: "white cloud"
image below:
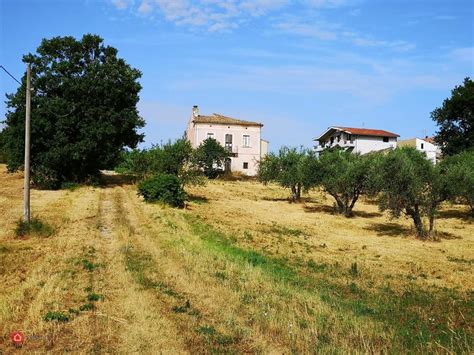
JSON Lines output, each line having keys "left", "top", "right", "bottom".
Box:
{"left": 138, "top": 0, "right": 153, "bottom": 14}
{"left": 109, "top": 0, "right": 414, "bottom": 53}
{"left": 274, "top": 20, "right": 339, "bottom": 40}
{"left": 111, "top": 0, "right": 133, "bottom": 10}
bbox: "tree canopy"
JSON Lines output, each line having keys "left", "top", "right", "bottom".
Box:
{"left": 439, "top": 150, "right": 474, "bottom": 214}
{"left": 116, "top": 138, "right": 203, "bottom": 187}
{"left": 2, "top": 34, "right": 144, "bottom": 188}
{"left": 432, "top": 77, "right": 474, "bottom": 156}
{"left": 194, "top": 137, "right": 229, "bottom": 178}
{"left": 258, "top": 147, "right": 318, "bottom": 201}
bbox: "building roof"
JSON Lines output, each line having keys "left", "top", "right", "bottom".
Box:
{"left": 334, "top": 126, "right": 399, "bottom": 137}
{"left": 192, "top": 113, "right": 263, "bottom": 127}
{"left": 315, "top": 126, "right": 399, "bottom": 141}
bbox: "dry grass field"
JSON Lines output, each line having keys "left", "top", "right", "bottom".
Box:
{"left": 0, "top": 164, "right": 472, "bottom": 353}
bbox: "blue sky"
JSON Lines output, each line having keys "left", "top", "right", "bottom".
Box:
{"left": 1, "top": 0, "right": 473, "bottom": 150}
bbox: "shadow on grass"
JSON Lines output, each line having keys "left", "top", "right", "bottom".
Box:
{"left": 99, "top": 173, "right": 136, "bottom": 187}
{"left": 304, "top": 205, "right": 336, "bottom": 214}
{"left": 352, "top": 210, "right": 383, "bottom": 218}
{"left": 188, "top": 195, "right": 209, "bottom": 205}
{"left": 437, "top": 209, "right": 472, "bottom": 221}
{"left": 303, "top": 205, "right": 382, "bottom": 218}
{"left": 365, "top": 222, "right": 412, "bottom": 237}
{"left": 262, "top": 196, "right": 292, "bottom": 202}
{"left": 434, "top": 230, "right": 462, "bottom": 240}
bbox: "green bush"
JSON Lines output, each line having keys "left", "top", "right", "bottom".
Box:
{"left": 138, "top": 174, "right": 187, "bottom": 207}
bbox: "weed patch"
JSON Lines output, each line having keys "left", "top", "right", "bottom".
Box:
{"left": 15, "top": 217, "right": 55, "bottom": 238}
{"left": 87, "top": 293, "right": 105, "bottom": 302}
{"left": 43, "top": 311, "right": 69, "bottom": 322}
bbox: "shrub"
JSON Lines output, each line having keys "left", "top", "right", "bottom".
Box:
{"left": 138, "top": 174, "right": 187, "bottom": 207}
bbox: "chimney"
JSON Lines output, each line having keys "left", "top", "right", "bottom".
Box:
{"left": 192, "top": 105, "right": 199, "bottom": 118}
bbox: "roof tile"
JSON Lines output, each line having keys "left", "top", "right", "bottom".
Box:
{"left": 193, "top": 113, "right": 263, "bottom": 127}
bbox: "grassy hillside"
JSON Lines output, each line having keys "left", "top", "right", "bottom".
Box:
{"left": 0, "top": 165, "right": 472, "bottom": 353}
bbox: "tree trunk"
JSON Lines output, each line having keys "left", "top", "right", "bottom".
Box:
{"left": 429, "top": 214, "right": 434, "bottom": 234}
{"left": 296, "top": 183, "right": 301, "bottom": 201}
{"left": 407, "top": 205, "right": 427, "bottom": 240}
{"left": 290, "top": 185, "right": 298, "bottom": 202}
{"left": 329, "top": 193, "right": 345, "bottom": 214}
{"left": 344, "top": 194, "right": 359, "bottom": 218}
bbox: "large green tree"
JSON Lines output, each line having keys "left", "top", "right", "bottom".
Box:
{"left": 194, "top": 137, "right": 229, "bottom": 178}
{"left": 2, "top": 34, "right": 144, "bottom": 188}
{"left": 432, "top": 77, "right": 474, "bottom": 156}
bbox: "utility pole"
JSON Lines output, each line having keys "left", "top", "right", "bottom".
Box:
{"left": 23, "top": 63, "right": 31, "bottom": 223}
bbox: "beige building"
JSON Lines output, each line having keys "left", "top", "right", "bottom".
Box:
{"left": 186, "top": 106, "right": 268, "bottom": 176}
{"left": 398, "top": 137, "right": 441, "bottom": 164}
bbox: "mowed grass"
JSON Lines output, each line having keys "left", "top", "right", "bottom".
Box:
{"left": 0, "top": 164, "right": 472, "bottom": 353}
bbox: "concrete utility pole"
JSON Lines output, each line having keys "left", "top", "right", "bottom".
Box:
{"left": 23, "top": 63, "right": 31, "bottom": 222}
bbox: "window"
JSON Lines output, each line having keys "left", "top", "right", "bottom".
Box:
{"left": 421, "top": 143, "right": 424, "bottom": 149}
{"left": 225, "top": 134, "right": 233, "bottom": 152}
{"left": 207, "top": 132, "right": 214, "bottom": 138}
{"left": 243, "top": 162, "right": 249, "bottom": 169}
{"left": 383, "top": 137, "right": 389, "bottom": 143}
{"left": 243, "top": 135, "right": 250, "bottom": 147}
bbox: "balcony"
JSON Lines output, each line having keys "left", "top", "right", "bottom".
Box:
{"left": 315, "top": 140, "right": 355, "bottom": 152}
{"left": 225, "top": 144, "right": 238, "bottom": 157}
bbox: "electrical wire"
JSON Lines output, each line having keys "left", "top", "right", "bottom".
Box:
{"left": 0, "top": 64, "right": 22, "bottom": 85}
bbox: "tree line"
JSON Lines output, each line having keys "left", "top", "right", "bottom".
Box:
{"left": 258, "top": 147, "right": 473, "bottom": 240}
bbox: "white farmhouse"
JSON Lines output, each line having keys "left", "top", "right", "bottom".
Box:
{"left": 186, "top": 106, "right": 268, "bottom": 176}
{"left": 314, "top": 126, "right": 399, "bottom": 155}
{"left": 398, "top": 137, "right": 441, "bottom": 164}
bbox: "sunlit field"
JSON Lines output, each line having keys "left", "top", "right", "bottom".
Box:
{"left": 1, "top": 164, "right": 472, "bottom": 353}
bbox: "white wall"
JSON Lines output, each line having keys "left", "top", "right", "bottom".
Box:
{"left": 190, "top": 123, "right": 262, "bottom": 176}
{"left": 398, "top": 138, "right": 439, "bottom": 164}
{"left": 354, "top": 136, "right": 397, "bottom": 154}
{"left": 415, "top": 138, "right": 438, "bottom": 164}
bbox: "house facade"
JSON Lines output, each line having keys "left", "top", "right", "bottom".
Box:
{"left": 314, "top": 126, "right": 399, "bottom": 155}
{"left": 398, "top": 137, "right": 441, "bottom": 164}
{"left": 186, "top": 106, "right": 268, "bottom": 176}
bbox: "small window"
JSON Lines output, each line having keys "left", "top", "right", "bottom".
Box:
{"left": 383, "top": 137, "right": 389, "bottom": 143}
{"left": 207, "top": 132, "right": 214, "bottom": 138}
{"left": 243, "top": 162, "right": 249, "bottom": 169}
{"left": 421, "top": 143, "right": 424, "bottom": 149}
{"left": 243, "top": 135, "right": 250, "bottom": 147}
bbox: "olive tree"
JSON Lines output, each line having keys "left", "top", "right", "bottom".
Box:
{"left": 317, "top": 150, "right": 379, "bottom": 217}
{"left": 258, "top": 147, "right": 318, "bottom": 202}
{"left": 377, "top": 147, "right": 445, "bottom": 239}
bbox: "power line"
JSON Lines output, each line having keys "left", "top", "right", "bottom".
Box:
{"left": 0, "top": 64, "right": 22, "bottom": 85}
